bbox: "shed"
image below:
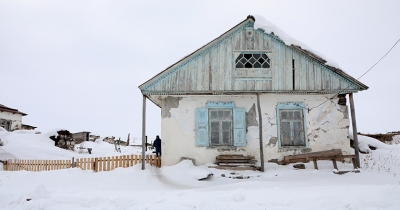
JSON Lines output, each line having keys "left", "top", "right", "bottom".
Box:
{"left": 138, "top": 15, "right": 368, "bottom": 169}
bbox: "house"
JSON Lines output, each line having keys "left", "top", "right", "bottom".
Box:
{"left": 138, "top": 15, "right": 368, "bottom": 167}
{"left": 0, "top": 104, "right": 28, "bottom": 131}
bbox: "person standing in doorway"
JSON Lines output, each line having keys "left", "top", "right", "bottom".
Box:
{"left": 153, "top": 135, "right": 161, "bottom": 157}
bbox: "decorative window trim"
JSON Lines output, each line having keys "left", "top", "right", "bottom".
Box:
{"left": 276, "top": 102, "right": 308, "bottom": 148}
{"left": 206, "top": 101, "right": 236, "bottom": 108}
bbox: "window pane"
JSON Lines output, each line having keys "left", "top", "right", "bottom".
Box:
{"left": 281, "top": 111, "right": 288, "bottom": 120}
{"left": 244, "top": 54, "right": 252, "bottom": 59}
{"left": 222, "top": 121, "right": 231, "bottom": 130}
{"left": 254, "top": 62, "right": 261, "bottom": 68}
{"left": 253, "top": 54, "right": 260, "bottom": 59}
{"left": 294, "top": 111, "right": 302, "bottom": 120}
{"left": 210, "top": 110, "right": 218, "bottom": 119}
{"left": 249, "top": 57, "right": 256, "bottom": 64}
{"left": 223, "top": 110, "right": 231, "bottom": 119}
{"left": 262, "top": 62, "right": 270, "bottom": 68}
{"left": 218, "top": 110, "right": 224, "bottom": 118}
{"left": 281, "top": 122, "right": 291, "bottom": 146}
{"left": 211, "top": 131, "right": 219, "bottom": 145}
{"left": 240, "top": 57, "right": 247, "bottom": 64}
{"left": 288, "top": 111, "right": 294, "bottom": 120}
{"left": 245, "top": 62, "right": 252, "bottom": 68}
{"left": 293, "top": 122, "right": 304, "bottom": 146}
{"left": 235, "top": 54, "right": 243, "bottom": 63}
{"left": 262, "top": 54, "right": 268, "bottom": 60}
{"left": 236, "top": 62, "right": 244, "bottom": 68}
{"left": 222, "top": 131, "right": 231, "bottom": 144}
{"left": 211, "top": 122, "right": 219, "bottom": 131}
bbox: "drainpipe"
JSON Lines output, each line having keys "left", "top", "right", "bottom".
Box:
{"left": 256, "top": 94, "right": 265, "bottom": 172}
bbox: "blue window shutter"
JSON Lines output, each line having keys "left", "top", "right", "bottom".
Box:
{"left": 233, "top": 108, "right": 246, "bottom": 146}
{"left": 195, "top": 108, "right": 209, "bottom": 147}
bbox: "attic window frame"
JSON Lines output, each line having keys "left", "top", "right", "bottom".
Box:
{"left": 235, "top": 51, "right": 271, "bottom": 69}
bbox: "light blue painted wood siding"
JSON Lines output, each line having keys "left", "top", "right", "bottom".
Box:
{"left": 233, "top": 108, "right": 246, "bottom": 146}
{"left": 195, "top": 108, "right": 209, "bottom": 147}
{"left": 140, "top": 21, "right": 362, "bottom": 94}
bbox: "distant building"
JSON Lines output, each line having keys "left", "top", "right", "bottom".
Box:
{"left": 21, "top": 124, "right": 37, "bottom": 130}
{"left": 72, "top": 131, "right": 91, "bottom": 144}
{"left": 0, "top": 104, "right": 31, "bottom": 131}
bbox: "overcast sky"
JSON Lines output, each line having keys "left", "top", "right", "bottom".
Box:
{"left": 1, "top": 0, "right": 399, "bottom": 139}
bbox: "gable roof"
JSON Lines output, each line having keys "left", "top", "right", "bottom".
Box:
{"left": 0, "top": 104, "right": 27, "bottom": 116}
{"left": 139, "top": 15, "right": 368, "bottom": 96}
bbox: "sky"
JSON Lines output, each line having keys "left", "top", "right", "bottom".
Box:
{"left": 1, "top": 0, "right": 399, "bottom": 139}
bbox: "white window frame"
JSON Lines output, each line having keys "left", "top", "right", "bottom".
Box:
{"left": 209, "top": 108, "right": 233, "bottom": 146}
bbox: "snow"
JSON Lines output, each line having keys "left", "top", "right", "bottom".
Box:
{"left": 0, "top": 131, "right": 151, "bottom": 160}
{"left": 349, "top": 131, "right": 400, "bottom": 153}
{"left": 253, "top": 14, "right": 341, "bottom": 69}
{"left": 1, "top": 130, "right": 400, "bottom": 209}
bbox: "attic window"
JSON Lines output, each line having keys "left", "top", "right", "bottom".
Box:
{"left": 235, "top": 53, "right": 270, "bottom": 68}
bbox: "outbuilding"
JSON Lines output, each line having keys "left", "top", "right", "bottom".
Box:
{"left": 138, "top": 15, "right": 368, "bottom": 168}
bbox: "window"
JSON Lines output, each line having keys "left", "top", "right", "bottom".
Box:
{"left": 280, "top": 110, "right": 305, "bottom": 146}
{"left": 209, "top": 109, "right": 232, "bottom": 146}
{"left": 276, "top": 102, "right": 308, "bottom": 148}
{"left": 196, "top": 102, "right": 246, "bottom": 147}
{"left": 0, "top": 119, "right": 12, "bottom": 131}
{"left": 235, "top": 53, "right": 270, "bottom": 69}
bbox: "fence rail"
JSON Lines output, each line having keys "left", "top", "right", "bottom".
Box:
{"left": 2, "top": 155, "right": 161, "bottom": 172}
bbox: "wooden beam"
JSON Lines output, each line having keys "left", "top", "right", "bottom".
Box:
{"left": 141, "top": 95, "right": 147, "bottom": 170}
{"left": 349, "top": 93, "right": 360, "bottom": 168}
{"left": 283, "top": 149, "right": 342, "bottom": 161}
{"left": 256, "top": 94, "right": 265, "bottom": 172}
{"left": 208, "top": 166, "right": 256, "bottom": 171}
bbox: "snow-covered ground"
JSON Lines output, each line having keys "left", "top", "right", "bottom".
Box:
{"left": 1, "top": 130, "right": 400, "bottom": 209}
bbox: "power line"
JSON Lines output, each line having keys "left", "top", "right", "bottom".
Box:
{"left": 356, "top": 38, "right": 400, "bottom": 81}
{"left": 307, "top": 38, "right": 400, "bottom": 112}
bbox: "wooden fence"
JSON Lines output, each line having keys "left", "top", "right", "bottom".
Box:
{"left": 2, "top": 159, "right": 72, "bottom": 172}
{"left": 2, "top": 155, "right": 161, "bottom": 172}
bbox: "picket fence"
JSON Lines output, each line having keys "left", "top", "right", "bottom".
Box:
{"left": 2, "top": 154, "right": 161, "bottom": 172}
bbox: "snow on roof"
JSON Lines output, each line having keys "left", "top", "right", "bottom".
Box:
{"left": 253, "top": 14, "right": 341, "bottom": 69}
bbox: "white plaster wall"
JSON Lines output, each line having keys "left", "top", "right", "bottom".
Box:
{"left": 160, "top": 94, "right": 350, "bottom": 166}
{"left": 0, "top": 111, "right": 23, "bottom": 131}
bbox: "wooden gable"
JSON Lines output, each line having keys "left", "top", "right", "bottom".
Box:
{"left": 139, "top": 16, "right": 368, "bottom": 100}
